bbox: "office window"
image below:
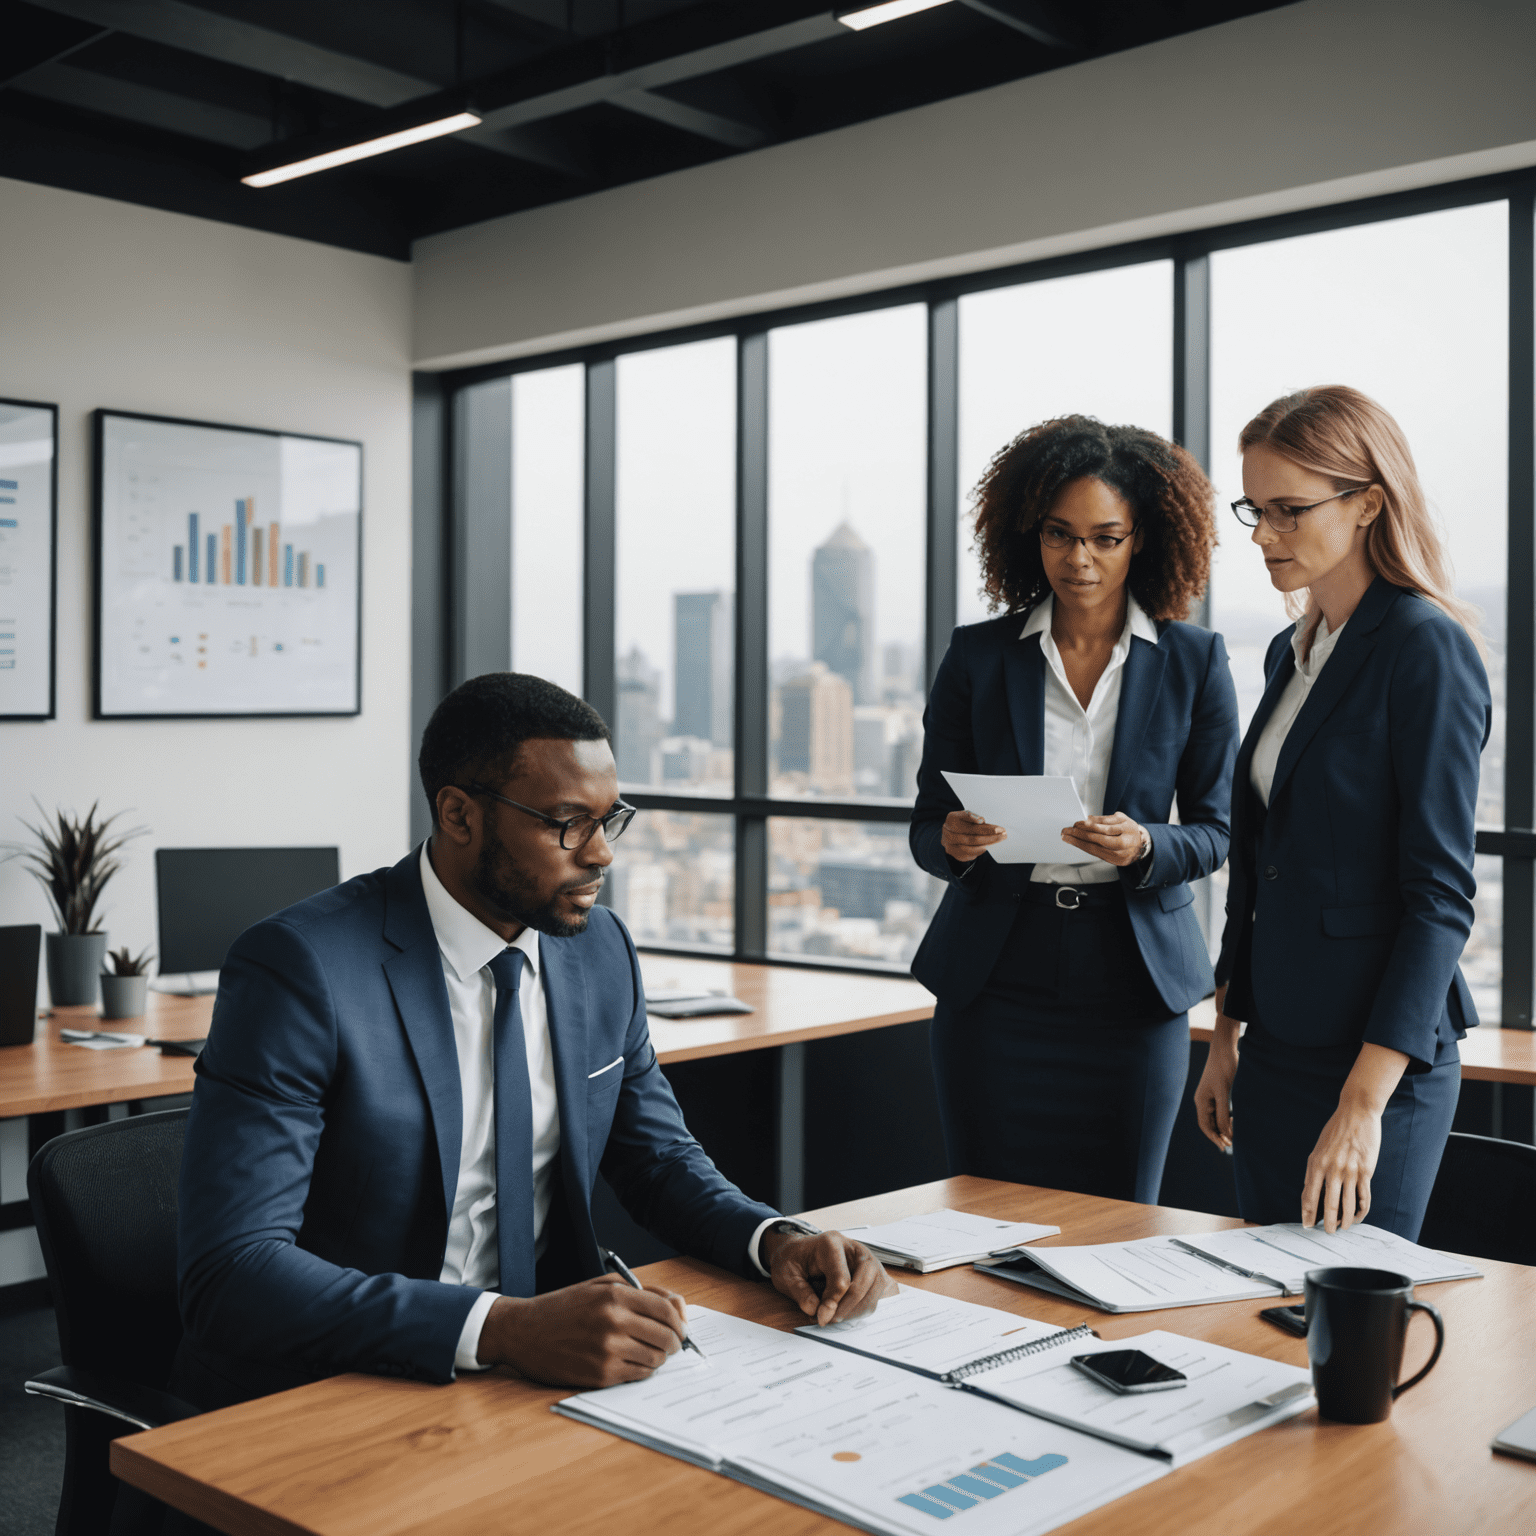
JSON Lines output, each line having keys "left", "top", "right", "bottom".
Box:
{"left": 607, "top": 811, "right": 734, "bottom": 951}
{"left": 768, "top": 818, "right": 944, "bottom": 965}
{"left": 615, "top": 338, "right": 737, "bottom": 794}
{"left": 511, "top": 365, "right": 584, "bottom": 695}
{"left": 1209, "top": 202, "right": 1508, "bottom": 998}
{"left": 956, "top": 262, "right": 1174, "bottom": 627}
{"left": 768, "top": 306, "right": 927, "bottom": 802}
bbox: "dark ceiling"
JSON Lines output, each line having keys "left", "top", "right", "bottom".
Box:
{"left": 1, "top": 1, "right": 1293, "bottom": 261}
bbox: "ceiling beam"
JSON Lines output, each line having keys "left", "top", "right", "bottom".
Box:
{"left": 22, "top": 0, "right": 434, "bottom": 105}
{"left": 11, "top": 60, "right": 271, "bottom": 148}
{"left": 0, "top": 23, "right": 113, "bottom": 93}
{"left": 612, "top": 88, "right": 764, "bottom": 149}
{"left": 955, "top": 0, "right": 1084, "bottom": 49}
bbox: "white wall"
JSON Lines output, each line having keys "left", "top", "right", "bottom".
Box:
{"left": 412, "top": 0, "right": 1536, "bottom": 369}
{"left": 0, "top": 179, "right": 414, "bottom": 973}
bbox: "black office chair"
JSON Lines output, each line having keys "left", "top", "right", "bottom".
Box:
{"left": 1419, "top": 1130, "right": 1536, "bottom": 1267}
{"left": 25, "top": 1109, "right": 201, "bottom": 1536}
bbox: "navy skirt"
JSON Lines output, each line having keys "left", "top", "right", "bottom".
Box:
{"left": 1231, "top": 1022, "right": 1460, "bottom": 1241}
{"left": 929, "top": 884, "right": 1188, "bottom": 1205}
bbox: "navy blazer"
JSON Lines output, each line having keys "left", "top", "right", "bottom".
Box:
{"left": 910, "top": 610, "right": 1239, "bottom": 1014}
{"left": 177, "top": 849, "right": 777, "bottom": 1392}
{"left": 1214, "top": 580, "right": 1490, "bottom": 1070}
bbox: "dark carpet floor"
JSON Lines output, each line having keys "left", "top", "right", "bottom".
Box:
{"left": 1, "top": 1292, "right": 65, "bottom": 1536}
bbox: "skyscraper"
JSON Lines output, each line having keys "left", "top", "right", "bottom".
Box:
{"left": 778, "top": 663, "right": 854, "bottom": 795}
{"left": 673, "top": 590, "right": 733, "bottom": 747}
{"left": 812, "top": 521, "right": 876, "bottom": 704}
{"left": 615, "top": 646, "right": 663, "bottom": 783}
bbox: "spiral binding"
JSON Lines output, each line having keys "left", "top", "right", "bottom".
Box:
{"left": 941, "top": 1323, "right": 1097, "bottom": 1384}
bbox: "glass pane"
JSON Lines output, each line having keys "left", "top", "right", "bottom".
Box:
{"left": 768, "top": 306, "right": 927, "bottom": 802}
{"left": 957, "top": 262, "right": 1174, "bottom": 627}
{"left": 615, "top": 338, "right": 737, "bottom": 794}
{"left": 606, "top": 810, "right": 734, "bottom": 951}
{"left": 1465, "top": 853, "right": 1502, "bottom": 1023}
{"left": 768, "top": 818, "right": 945, "bottom": 966}
{"left": 1209, "top": 201, "right": 1507, "bottom": 829}
{"left": 511, "top": 365, "right": 584, "bottom": 695}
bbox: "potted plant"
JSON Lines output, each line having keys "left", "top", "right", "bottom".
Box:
{"left": 5, "top": 803, "right": 145, "bottom": 1007}
{"left": 100, "top": 945, "right": 153, "bottom": 1020}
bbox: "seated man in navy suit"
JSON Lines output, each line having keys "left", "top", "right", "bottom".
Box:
{"left": 175, "top": 673, "right": 894, "bottom": 1407}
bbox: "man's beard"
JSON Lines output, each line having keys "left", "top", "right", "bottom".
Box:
{"left": 469, "top": 827, "right": 602, "bottom": 939}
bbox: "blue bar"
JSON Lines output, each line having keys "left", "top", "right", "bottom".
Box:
{"left": 235, "top": 498, "right": 247, "bottom": 584}
{"left": 173, "top": 546, "right": 183, "bottom": 582}
{"left": 0, "top": 478, "right": 16, "bottom": 489}
{"left": 945, "top": 1475, "right": 1006, "bottom": 1501}
{"left": 207, "top": 533, "right": 217, "bottom": 584}
{"left": 0, "top": 518, "right": 16, "bottom": 529}
{"left": 923, "top": 1486, "right": 978, "bottom": 1511}
{"left": 188, "top": 512, "right": 199, "bottom": 582}
{"left": 284, "top": 544, "right": 293, "bottom": 586}
{"left": 992, "top": 1453, "right": 1067, "bottom": 1479}
{"left": 316, "top": 563, "right": 325, "bottom": 588}
{"left": 896, "top": 1495, "right": 955, "bottom": 1520}
{"left": 971, "top": 1462, "right": 1026, "bottom": 1489}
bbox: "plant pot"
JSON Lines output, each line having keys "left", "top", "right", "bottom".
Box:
{"left": 99, "top": 974, "right": 149, "bottom": 1021}
{"left": 46, "top": 932, "right": 108, "bottom": 1008}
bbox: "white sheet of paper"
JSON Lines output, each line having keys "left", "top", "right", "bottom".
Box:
{"left": 1173, "top": 1224, "right": 1483, "bottom": 1294}
{"left": 940, "top": 772, "right": 1095, "bottom": 865}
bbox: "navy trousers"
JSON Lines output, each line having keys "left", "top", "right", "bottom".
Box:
{"left": 1230, "top": 1023, "right": 1460, "bottom": 1241}
{"left": 929, "top": 886, "right": 1188, "bottom": 1205}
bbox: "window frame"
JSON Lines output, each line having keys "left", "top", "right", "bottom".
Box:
{"left": 426, "top": 169, "right": 1535, "bottom": 1031}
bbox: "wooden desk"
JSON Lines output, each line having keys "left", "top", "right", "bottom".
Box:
{"left": 111, "top": 1175, "right": 1536, "bottom": 1536}
{"left": 1188, "top": 998, "right": 1536, "bottom": 1086}
{"left": 0, "top": 992, "right": 205, "bottom": 1118}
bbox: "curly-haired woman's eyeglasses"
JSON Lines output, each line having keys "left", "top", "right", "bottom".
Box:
{"left": 1230, "top": 487, "right": 1366, "bottom": 533}
{"left": 1039, "top": 525, "right": 1138, "bottom": 553}
{"left": 459, "top": 783, "right": 637, "bottom": 850}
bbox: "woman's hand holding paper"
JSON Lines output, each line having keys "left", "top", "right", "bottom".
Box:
{"left": 1059, "top": 811, "right": 1149, "bottom": 867}
{"left": 941, "top": 808, "right": 1007, "bottom": 862}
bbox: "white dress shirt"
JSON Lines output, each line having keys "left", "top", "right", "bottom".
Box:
{"left": 420, "top": 845, "right": 561, "bottom": 1371}
{"left": 419, "top": 844, "right": 787, "bottom": 1371}
{"left": 1021, "top": 593, "right": 1160, "bottom": 885}
{"left": 1249, "top": 613, "right": 1346, "bottom": 808}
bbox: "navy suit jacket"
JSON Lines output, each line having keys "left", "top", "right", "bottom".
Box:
{"left": 1214, "top": 580, "right": 1490, "bottom": 1069}
{"left": 176, "top": 849, "right": 778, "bottom": 1395}
{"left": 910, "top": 611, "right": 1239, "bottom": 1014}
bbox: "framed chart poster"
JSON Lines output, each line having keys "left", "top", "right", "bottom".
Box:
{"left": 0, "top": 398, "right": 58, "bottom": 720}
{"left": 94, "top": 410, "right": 362, "bottom": 718}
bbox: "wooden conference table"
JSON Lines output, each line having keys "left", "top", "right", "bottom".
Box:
{"left": 4, "top": 963, "right": 1533, "bottom": 1122}
{"left": 112, "top": 1175, "right": 1536, "bottom": 1536}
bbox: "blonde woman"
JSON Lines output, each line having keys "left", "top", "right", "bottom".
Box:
{"left": 1195, "top": 386, "right": 1490, "bottom": 1241}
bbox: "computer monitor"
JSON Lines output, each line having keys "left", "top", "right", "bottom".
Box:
{"left": 155, "top": 847, "right": 340, "bottom": 983}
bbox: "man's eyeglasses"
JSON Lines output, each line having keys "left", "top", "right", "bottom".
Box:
{"left": 460, "top": 783, "right": 637, "bottom": 850}
{"left": 1231, "top": 486, "right": 1368, "bottom": 533}
{"left": 1039, "top": 524, "right": 1137, "bottom": 553}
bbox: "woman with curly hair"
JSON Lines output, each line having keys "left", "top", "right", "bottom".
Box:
{"left": 1194, "top": 387, "right": 1489, "bottom": 1240}
{"left": 910, "top": 415, "right": 1238, "bottom": 1202}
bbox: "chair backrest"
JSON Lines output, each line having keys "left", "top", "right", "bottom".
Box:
{"left": 1419, "top": 1130, "right": 1536, "bottom": 1267}
{"left": 27, "top": 1109, "right": 188, "bottom": 1391}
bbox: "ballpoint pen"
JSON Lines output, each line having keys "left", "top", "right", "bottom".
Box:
{"left": 601, "top": 1247, "right": 708, "bottom": 1359}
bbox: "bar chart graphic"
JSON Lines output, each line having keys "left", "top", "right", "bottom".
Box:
{"left": 894, "top": 1453, "right": 1069, "bottom": 1520}
{"left": 170, "top": 499, "right": 325, "bottom": 590}
{"left": 97, "top": 412, "right": 360, "bottom": 716}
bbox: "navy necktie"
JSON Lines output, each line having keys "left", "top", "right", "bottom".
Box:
{"left": 486, "top": 948, "right": 536, "bottom": 1299}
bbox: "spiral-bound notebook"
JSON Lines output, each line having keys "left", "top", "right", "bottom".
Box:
{"left": 796, "top": 1287, "right": 1311, "bottom": 1465}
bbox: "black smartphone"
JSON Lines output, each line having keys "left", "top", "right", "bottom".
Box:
{"left": 1070, "top": 1350, "right": 1187, "bottom": 1394}
{"left": 1259, "top": 1304, "right": 1308, "bottom": 1338}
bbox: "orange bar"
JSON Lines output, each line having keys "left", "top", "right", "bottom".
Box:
{"left": 251, "top": 526, "right": 264, "bottom": 586}
{"left": 268, "top": 523, "right": 280, "bottom": 586}
{"left": 221, "top": 525, "right": 232, "bottom": 585}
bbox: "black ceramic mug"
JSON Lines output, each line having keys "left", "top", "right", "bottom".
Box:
{"left": 1303, "top": 1266, "right": 1445, "bottom": 1424}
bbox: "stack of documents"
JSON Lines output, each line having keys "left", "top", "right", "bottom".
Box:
{"left": 940, "top": 772, "right": 1094, "bottom": 865}
{"left": 975, "top": 1236, "right": 1282, "bottom": 1312}
{"left": 976, "top": 1225, "right": 1481, "bottom": 1311}
{"left": 558, "top": 1289, "right": 1313, "bottom": 1536}
{"left": 843, "top": 1208, "right": 1059, "bottom": 1272}
{"left": 1168, "top": 1224, "right": 1483, "bottom": 1295}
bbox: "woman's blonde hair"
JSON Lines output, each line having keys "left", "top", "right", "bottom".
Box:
{"left": 1238, "top": 385, "right": 1483, "bottom": 649}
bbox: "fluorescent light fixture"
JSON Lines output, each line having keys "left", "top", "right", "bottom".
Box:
{"left": 242, "top": 111, "right": 482, "bottom": 188}
{"left": 838, "top": 0, "right": 952, "bottom": 30}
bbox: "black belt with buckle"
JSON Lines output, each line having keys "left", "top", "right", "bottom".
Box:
{"left": 1019, "top": 882, "right": 1123, "bottom": 912}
